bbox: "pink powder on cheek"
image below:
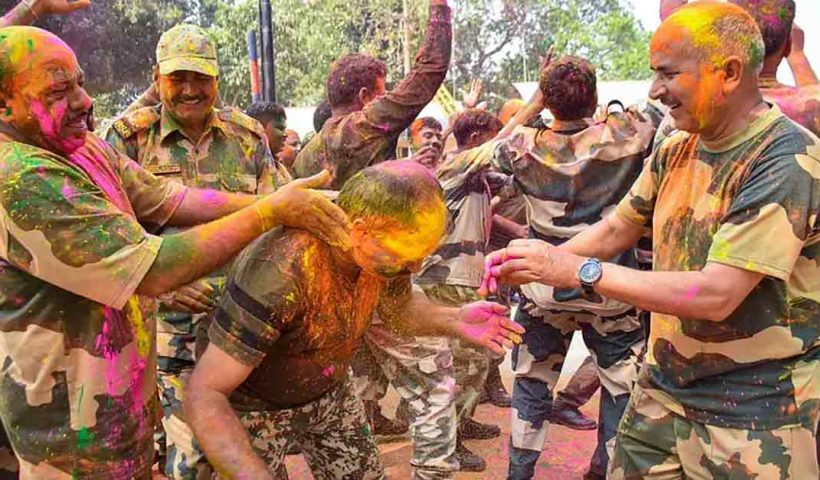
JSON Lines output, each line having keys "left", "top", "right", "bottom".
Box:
{"left": 29, "top": 100, "right": 85, "bottom": 153}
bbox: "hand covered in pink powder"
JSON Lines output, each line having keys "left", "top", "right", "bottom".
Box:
{"left": 454, "top": 301, "right": 524, "bottom": 356}
{"left": 478, "top": 239, "right": 582, "bottom": 296}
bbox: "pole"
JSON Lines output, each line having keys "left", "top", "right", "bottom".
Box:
{"left": 259, "top": 0, "right": 276, "bottom": 102}
{"left": 402, "top": 0, "right": 411, "bottom": 75}
{"left": 247, "top": 30, "right": 262, "bottom": 103}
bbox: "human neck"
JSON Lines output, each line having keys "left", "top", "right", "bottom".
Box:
{"left": 700, "top": 91, "right": 767, "bottom": 144}
{"left": 759, "top": 55, "right": 783, "bottom": 85}
{"left": 331, "top": 103, "right": 363, "bottom": 118}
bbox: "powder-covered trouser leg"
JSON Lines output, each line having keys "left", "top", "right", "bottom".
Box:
{"left": 0, "top": 422, "right": 18, "bottom": 480}
{"left": 350, "top": 335, "right": 391, "bottom": 402}
{"left": 419, "top": 284, "right": 490, "bottom": 426}
{"left": 508, "top": 296, "right": 644, "bottom": 479}
{"left": 363, "top": 323, "right": 458, "bottom": 480}
{"left": 235, "top": 374, "right": 385, "bottom": 480}
{"left": 610, "top": 382, "right": 820, "bottom": 480}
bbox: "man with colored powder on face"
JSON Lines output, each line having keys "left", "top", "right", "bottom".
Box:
{"left": 465, "top": 54, "right": 659, "bottom": 480}
{"left": 184, "top": 161, "right": 525, "bottom": 480}
{"left": 351, "top": 110, "right": 509, "bottom": 476}
{"left": 664, "top": 0, "right": 820, "bottom": 137}
{"left": 0, "top": 25, "right": 349, "bottom": 480}
{"left": 410, "top": 116, "right": 445, "bottom": 171}
{"left": 102, "top": 24, "right": 288, "bottom": 480}
{"left": 0, "top": 3, "right": 92, "bottom": 479}
{"left": 483, "top": 3, "right": 820, "bottom": 478}
{"left": 292, "top": 0, "right": 451, "bottom": 188}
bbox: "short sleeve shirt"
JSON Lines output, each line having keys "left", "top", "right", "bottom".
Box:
{"left": 616, "top": 106, "right": 820, "bottom": 430}
{"left": 207, "top": 228, "right": 395, "bottom": 410}
{"left": 0, "top": 132, "right": 186, "bottom": 477}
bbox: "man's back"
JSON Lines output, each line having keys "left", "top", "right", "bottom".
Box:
{"left": 761, "top": 80, "right": 820, "bottom": 136}
{"left": 207, "top": 228, "right": 389, "bottom": 410}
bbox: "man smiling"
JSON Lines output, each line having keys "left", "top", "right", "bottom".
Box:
{"left": 483, "top": 3, "right": 820, "bottom": 478}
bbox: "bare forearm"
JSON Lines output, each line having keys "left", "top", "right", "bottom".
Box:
{"left": 384, "top": 291, "right": 459, "bottom": 338}
{"left": 787, "top": 52, "right": 818, "bottom": 87}
{"left": 138, "top": 202, "right": 267, "bottom": 296}
{"left": 595, "top": 264, "right": 739, "bottom": 322}
{"left": 0, "top": 1, "right": 36, "bottom": 27}
{"left": 169, "top": 189, "right": 259, "bottom": 227}
{"left": 560, "top": 216, "right": 641, "bottom": 260}
{"left": 185, "top": 389, "right": 272, "bottom": 480}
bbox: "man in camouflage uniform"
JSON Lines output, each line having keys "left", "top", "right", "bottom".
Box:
{"left": 484, "top": 3, "right": 820, "bottom": 478}
{"left": 465, "top": 56, "right": 660, "bottom": 479}
{"left": 0, "top": 25, "right": 347, "bottom": 480}
{"left": 104, "top": 24, "right": 279, "bottom": 480}
{"left": 183, "top": 161, "right": 523, "bottom": 480}
{"left": 292, "top": 1, "right": 451, "bottom": 187}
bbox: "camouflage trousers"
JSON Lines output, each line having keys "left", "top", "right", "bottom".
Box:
{"left": 233, "top": 374, "right": 384, "bottom": 480}
{"left": 351, "top": 284, "right": 490, "bottom": 480}
{"left": 610, "top": 382, "right": 820, "bottom": 479}
{"left": 509, "top": 297, "right": 645, "bottom": 479}
{"left": 0, "top": 424, "right": 17, "bottom": 480}
{"left": 156, "top": 307, "right": 216, "bottom": 480}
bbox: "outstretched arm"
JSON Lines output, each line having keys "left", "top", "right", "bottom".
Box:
{"left": 378, "top": 279, "right": 523, "bottom": 356}
{"left": 0, "top": 0, "right": 91, "bottom": 28}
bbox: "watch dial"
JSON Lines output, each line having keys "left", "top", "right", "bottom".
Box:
{"left": 580, "top": 263, "right": 600, "bottom": 283}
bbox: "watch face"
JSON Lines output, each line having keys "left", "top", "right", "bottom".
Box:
{"left": 579, "top": 261, "right": 602, "bottom": 284}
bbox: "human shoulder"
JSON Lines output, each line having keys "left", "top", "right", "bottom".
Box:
{"left": 107, "top": 105, "right": 162, "bottom": 140}
{"left": 217, "top": 107, "right": 267, "bottom": 140}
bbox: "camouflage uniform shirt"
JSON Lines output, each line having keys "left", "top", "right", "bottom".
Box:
{"left": 415, "top": 150, "right": 494, "bottom": 289}
{"left": 0, "top": 130, "right": 187, "bottom": 478}
{"left": 615, "top": 105, "right": 820, "bottom": 430}
{"left": 208, "top": 228, "right": 410, "bottom": 410}
{"left": 480, "top": 108, "right": 659, "bottom": 314}
{"left": 104, "top": 105, "right": 277, "bottom": 366}
{"left": 292, "top": 4, "right": 451, "bottom": 189}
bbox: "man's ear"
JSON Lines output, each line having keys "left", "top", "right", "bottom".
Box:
{"left": 0, "top": 94, "right": 13, "bottom": 123}
{"left": 722, "top": 56, "right": 744, "bottom": 95}
{"left": 152, "top": 66, "right": 160, "bottom": 84}
{"left": 357, "top": 87, "right": 370, "bottom": 108}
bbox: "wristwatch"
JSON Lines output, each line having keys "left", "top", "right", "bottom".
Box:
{"left": 577, "top": 258, "right": 603, "bottom": 295}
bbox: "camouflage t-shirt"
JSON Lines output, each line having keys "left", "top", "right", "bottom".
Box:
{"left": 207, "top": 228, "right": 408, "bottom": 410}
{"left": 0, "top": 131, "right": 187, "bottom": 478}
{"left": 761, "top": 78, "right": 820, "bottom": 137}
{"left": 292, "top": 4, "right": 451, "bottom": 189}
{"left": 487, "top": 108, "right": 659, "bottom": 314}
{"left": 415, "top": 149, "right": 494, "bottom": 288}
{"left": 616, "top": 105, "right": 820, "bottom": 430}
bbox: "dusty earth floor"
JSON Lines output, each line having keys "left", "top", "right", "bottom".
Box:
{"left": 284, "top": 333, "right": 599, "bottom": 479}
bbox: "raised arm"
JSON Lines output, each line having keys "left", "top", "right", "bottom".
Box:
{"left": 787, "top": 24, "right": 818, "bottom": 87}
{"left": 0, "top": 0, "right": 90, "bottom": 28}
{"left": 362, "top": 0, "right": 452, "bottom": 137}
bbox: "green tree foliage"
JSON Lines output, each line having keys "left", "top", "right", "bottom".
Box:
{"left": 0, "top": 0, "right": 651, "bottom": 115}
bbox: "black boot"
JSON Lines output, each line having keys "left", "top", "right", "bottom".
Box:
{"left": 482, "top": 362, "right": 511, "bottom": 407}
{"left": 459, "top": 417, "right": 501, "bottom": 440}
{"left": 455, "top": 439, "right": 487, "bottom": 472}
{"left": 549, "top": 398, "right": 597, "bottom": 431}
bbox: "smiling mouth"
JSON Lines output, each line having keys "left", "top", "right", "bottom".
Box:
{"left": 66, "top": 116, "right": 88, "bottom": 131}
{"left": 179, "top": 99, "right": 203, "bottom": 106}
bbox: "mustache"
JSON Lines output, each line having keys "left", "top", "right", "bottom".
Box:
{"left": 66, "top": 106, "right": 95, "bottom": 131}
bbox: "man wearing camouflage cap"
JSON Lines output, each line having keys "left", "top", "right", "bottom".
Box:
{"left": 104, "top": 24, "right": 281, "bottom": 480}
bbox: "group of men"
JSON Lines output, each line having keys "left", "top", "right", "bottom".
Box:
{"left": 0, "top": 0, "right": 818, "bottom": 479}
